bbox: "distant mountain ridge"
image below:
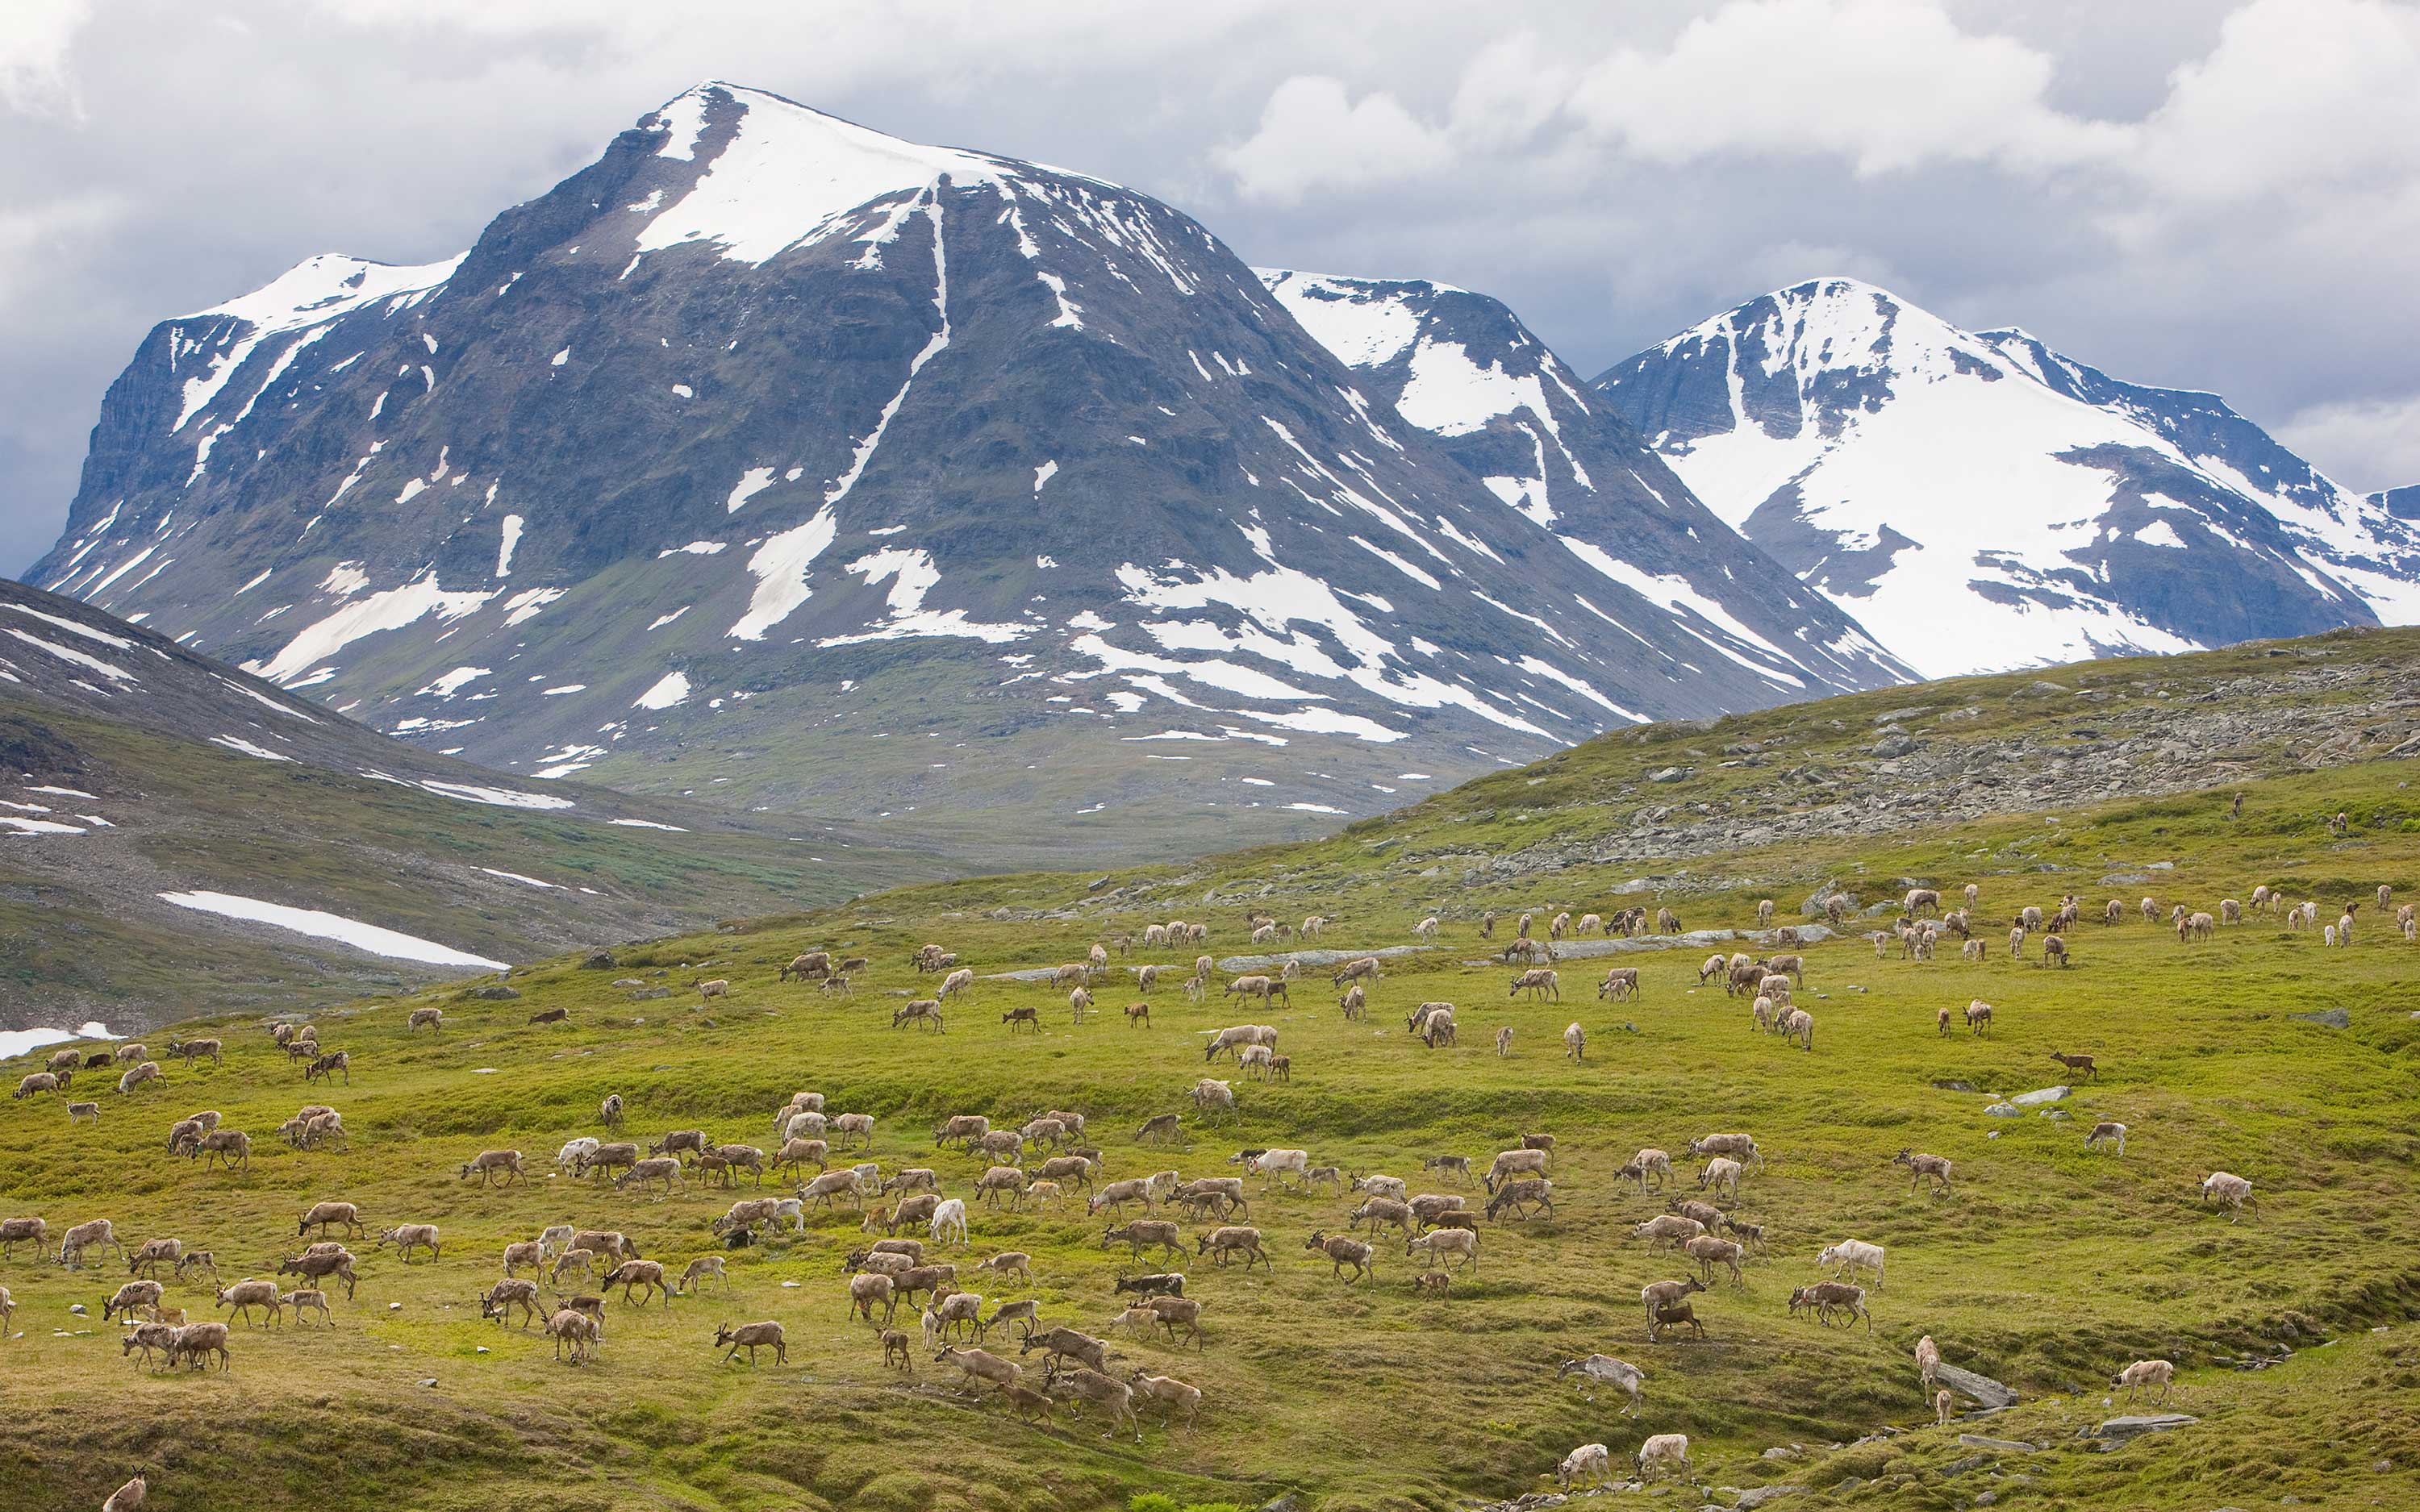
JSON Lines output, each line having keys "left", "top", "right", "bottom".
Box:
{"left": 27, "top": 84, "right": 1905, "bottom": 845}
{"left": 1594, "top": 277, "right": 2420, "bottom": 678}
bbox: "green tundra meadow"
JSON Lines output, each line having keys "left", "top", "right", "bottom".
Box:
{"left": 5, "top": 633, "right": 2419, "bottom": 1512}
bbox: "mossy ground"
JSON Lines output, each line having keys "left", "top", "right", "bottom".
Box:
{"left": 3, "top": 635, "right": 2418, "bottom": 1511}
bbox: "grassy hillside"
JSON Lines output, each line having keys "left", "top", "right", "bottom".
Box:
{"left": 1, "top": 573, "right": 993, "bottom": 1030}
{"left": 4, "top": 631, "right": 2419, "bottom": 1511}
{"left": 0, "top": 702, "right": 975, "bottom": 1031}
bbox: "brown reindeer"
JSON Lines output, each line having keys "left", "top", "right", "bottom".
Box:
{"left": 2047, "top": 1049, "right": 2097, "bottom": 1080}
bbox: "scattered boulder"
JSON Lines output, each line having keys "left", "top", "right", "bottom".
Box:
{"left": 1736, "top": 1487, "right": 1805, "bottom": 1509}
{"left": 1956, "top": 1434, "right": 2038, "bottom": 1454}
{"left": 469, "top": 985, "right": 522, "bottom": 1001}
{"left": 630, "top": 987, "right": 670, "bottom": 1001}
{"left": 1984, "top": 1102, "right": 2022, "bottom": 1118}
{"left": 2085, "top": 1414, "right": 2197, "bottom": 1445}
{"left": 2291, "top": 1009, "right": 2351, "bottom": 1029}
{"left": 580, "top": 950, "right": 616, "bottom": 970}
{"left": 1649, "top": 766, "right": 1694, "bottom": 784}
{"left": 1871, "top": 735, "right": 1921, "bottom": 758}
{"left": 1935, "top": 1364, "right": 2019, "bottom": 1410}
{"left": 1932, "top": 1079, "right": 1977, "bottom": 1093}
{"left": 2010, "top": 1085, "right": 2070, "bottom": 1106}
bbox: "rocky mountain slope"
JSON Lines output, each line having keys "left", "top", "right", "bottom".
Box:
{"left": 2372, "top": 484, "right": 2420, "bottom": 521}
{"left": 1595, "top": 277, "right": 2420, "bottom": 678}
{"left": 0, "top": 576, "right": 954, "bottom": 1030}
{"left": 29, "top": 84, "right": 1905, "bottom": 848}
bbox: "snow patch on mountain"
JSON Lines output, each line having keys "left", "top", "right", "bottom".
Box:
{"left": 1099, "top": 553, "right": 1557, "bottom": 742}
{"left": 1258, "top": 270, "right": 1424, "bottom": 367}
{"left": 159, "top": 889, "right": 508, "bottom": 970}
{"left": 632, "top": 84, "right": 1008, "bottom": 267}
{"left": 724, "top": 465, "right": 778, "bottom": 513}
{"left": 634, "top": 671, "right": 691, "bottom": 710}
{"left": 414, "top": 779, "right": 573, "bottom": 811}
{"left": 4, "top": 627, "right": 140, "bottom": 683}
{"left": 817, "top": 547, "right": 1028, "bottom": 647}
{"left": 730, "top": 508, "right": 839, "bottom": 640}
{"left": 209, "top": 734, "right": 294, "bottom": 761}
{"left": 170, "top": 253, "right": 460, "bottom": 431}
{"left": 245, "top": 575, "right": 495, "bottom": 685}
{"left": 6, "top": 602, "right": 137, "bottom": 648}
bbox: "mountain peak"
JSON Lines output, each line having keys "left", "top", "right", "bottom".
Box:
{"left": 1774, "top": 273, "right": 1902, "bottom": 301}
{"left": 1596, "top": 279, "right": 2420, "bottom": 677}
{"left": 624, "top": 82, "right": 1021, "bottom": 267}
{"left": 1656, "top": 277, "right": 1986, "bottom": 378}
{"left": 183, "top": 251, "right": 460, "bottom": 331}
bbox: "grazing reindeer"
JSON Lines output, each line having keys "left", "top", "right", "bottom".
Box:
{"left": 1892, "top": 1150, "right": 1953, "bottom": 1196}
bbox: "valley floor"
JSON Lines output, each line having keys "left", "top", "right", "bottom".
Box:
{"left": 3, "top": 749, "right": 2418, "bottom": 1511}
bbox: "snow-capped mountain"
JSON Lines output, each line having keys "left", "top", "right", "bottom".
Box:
{"left": 29, "top": 85, "right": 1904, "bottom": 839}
{"left": 1595, "top": 278, "right": 2420, "bottom": 678}
{"left": 1259, "top": 271, "right": 1906, "bottom": 696}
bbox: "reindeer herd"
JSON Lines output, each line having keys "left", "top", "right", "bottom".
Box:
{"left": 2, "top": 865, "right": 2357, "bottom": 1504}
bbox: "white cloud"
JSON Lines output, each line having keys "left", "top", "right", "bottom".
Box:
{"left": 2129, "top": 0, "right": 2420, "bottom": 208}
{"left": 1566, "top": 0, "right": 2133, "bottom": 175}
{"left": 1215, "top": 75, "right": 1449, "bottom": 204}
{"left": 1212, "top": 34, "right": 1592, "bottom": 203}
{"left": 1446, "top": 32, "right": 1578, "bottom": 151}
{"left": 2277, "top": 392, "right": 2420, "bottom": 496}
{"left": 0, "top": 0, "right": 90, "bottom": 116}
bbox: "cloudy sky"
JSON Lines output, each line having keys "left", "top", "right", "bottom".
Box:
{"left": 6, "top": 0, "right": 2418, "bottom": 575}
